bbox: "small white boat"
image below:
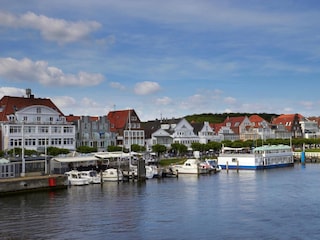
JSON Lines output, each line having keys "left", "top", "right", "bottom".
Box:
{"left": 204, "top": 159, "right": 222, "bottom": 173}
{"left": 145, "top": 165, "right": 154, "bottom": 179}
{"left": 148, "top": 164, "right": 163, "bottom": 178}
{"left": 170, "top": 159, "right": 209, "bottom": 174}
{"left": 79, "top": 170, "right": 101, "bottom": 184}
{"left": 64, "top": 170, "right": 89, "bottom": 186}
{"left": 102, "top": 168, "right": 123, "bottom": 182}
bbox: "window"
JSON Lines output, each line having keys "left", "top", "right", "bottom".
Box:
{"left": 64, "top": 127, "right": 73, "bottom": 133}
{"left": 36, "top": 107, "right": 41, "bottom": 113}
{"left": 39, "top": 126, "right": 49, "bottom": 133}
{"left": 9, "top": 126, "right": 21, "bottom": 133}
{"left": 52, "top": 126, "right": 61, "bottom": 133}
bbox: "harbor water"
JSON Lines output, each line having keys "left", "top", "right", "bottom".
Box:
{"left": 1, "top": 164, "right": 320, "bottom": 240}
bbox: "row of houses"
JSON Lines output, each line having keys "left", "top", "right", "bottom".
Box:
{"left": 0, "top": 89, "right": 319, "bottom": 154}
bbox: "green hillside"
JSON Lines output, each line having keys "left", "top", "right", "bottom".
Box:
{"left": 184, "top": 112, "right": 279, "bottom": 124}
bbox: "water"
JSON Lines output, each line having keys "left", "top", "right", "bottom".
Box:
{"left": 1, "top": 164, "right": 320, "bottom": 240}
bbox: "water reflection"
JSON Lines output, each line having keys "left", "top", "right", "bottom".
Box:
{"left": 1, "top": 165, "right": 320, "bottom": 239}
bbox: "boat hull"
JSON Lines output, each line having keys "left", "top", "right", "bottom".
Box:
{"left": 170, "top": 159, "right": 209, "bottom": 174}
{"left": 102, "top": 168, "right": 123, "bottom": 182}
{"left": 219, "top": 162, "right": 294, "bottom": 170}
{"left": 218, "top": 144, "right": 294, "bottom": 170}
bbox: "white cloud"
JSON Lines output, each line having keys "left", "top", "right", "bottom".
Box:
{"left": 0, "top": 57, "right": 104, "bottom": 86}
{"left": 110, "top": 82, "right": 126, "bottom": 90}
{"left": 0, "top": 11, "right": 101, "bottom": 44}
{"left": 51, "top": 96, "right": 77, "bottom": 109}
{"left": 224, "top": 96, "right": 237, "bottom": 104}
{"left": 0, "top": 87, "right": 26, "bottom": 98}
{"left": 299, "top": 101, "right": 313, "bottom": 109}
{"left": 134, "top": 81, "right": 161, "bottom": 95}
{"left": 155, "top": 96, "right": 172, "bottom": 105}
{"left": 81, "top": 97, "right": 99, "bottom": 108}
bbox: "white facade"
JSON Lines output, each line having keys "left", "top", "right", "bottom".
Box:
{"left": 151, "top": 128, "right": 173, "bottom": 148}
{"left": 1, "top": 105, "right": 75, "bottom": 152}
{"left": 198, "top": 121, "right": 222, "bottom": 143}
{"left": 299, "top": 119, "right": 319, "bottom": 138}
{"left": 171, "top": 119, "right": 199, "bottom": 147}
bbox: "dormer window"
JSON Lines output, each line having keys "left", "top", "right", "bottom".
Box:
{"left": 36, "top": 107, "right": 41, "bottom": 113}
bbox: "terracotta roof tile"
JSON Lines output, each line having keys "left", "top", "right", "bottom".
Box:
{"left": 0, "top": 95, "right": 64, "bottom": 121}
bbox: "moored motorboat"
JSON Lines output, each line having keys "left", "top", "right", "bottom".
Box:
{"left": 204, "top": 159, "right": 222, "bottom": 173}
{"left": 102, "top": 168, "right": 123, "bottom": 182}
{"left": 170, "top": 158, "right": 209, "bottom": 174}
{"left": 64, "top": 170, "right": 89, "bottom": 186}
{"left": 79, "top": 170, "right": 101, "bottom": 184}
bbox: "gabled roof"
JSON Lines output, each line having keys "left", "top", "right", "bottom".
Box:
{"left": 210, "top": 123, "right": 223, "bottom": 134}
{"left": 0, "top": 95, "right": 64, "bottom": 121}
{"left": 142, "top": 120, "right": 162, "bottom": 138}
{"left": 142, "top": 118, "right": 181, "bottom": 138}
{"left": 223, "top": 116, "right": 246, "bottom": 125}
{"left": 107, "top": 109, "right": 141, "bottom": 132}
{"left": 191, "top": 122, "right": 204, "bottom": 134}
{"left": 271, "top": 114, "right": 304, "bottom": 131}
{"left": 308, "top": 117, "right": 320, "bottom": 127}
{"left": 249, "top": 115, "right": 267, "bottom": 128}
{"left": 222, "top": 116, "right": 247, "bottom": 134}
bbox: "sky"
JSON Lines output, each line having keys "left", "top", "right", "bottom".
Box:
{"left": 0, "top": 0, "right": 319, "bottom": 121}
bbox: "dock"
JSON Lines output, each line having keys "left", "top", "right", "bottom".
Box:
{"left": 0, "top": 174, "right": 67, "bottom": 196}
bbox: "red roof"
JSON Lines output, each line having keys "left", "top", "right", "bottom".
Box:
{"left": 0, "top": 95, "right": 64, "bottom": 121}
{"left": 210, "top": 123, "right": 224, "bottom": 134}
{"left": 107, "top": 109, "right": 142, "bottom": 132}
{"left": 272, "top": 114, "right": 304, "bottom": 131}
{"left": 65, "top": 115, "right": 100, "bottom": 122}
{"left": 249, "top": 115, "right": 266, "bottom": 128}
{"left": 222, "top": 116, "right": 247, "bottom": 134}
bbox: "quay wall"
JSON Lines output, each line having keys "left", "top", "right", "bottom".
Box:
{"left": 0, "top": 175, "right": 67, "bottom": 196}
{"left": 293, "top": 152, "right": 320, "bottom": 162}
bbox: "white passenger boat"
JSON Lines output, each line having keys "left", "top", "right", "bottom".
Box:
{"left": 217, "top": 144, "right": 294, "bottom": 170}
{"left": 102, "top": 168, "right": 123, "bottom": 182}
{"left": 170, "top": 158, "right": 209, "bottom": 174}
{"left": 64, "top": 170, "right": 89, "bottom": 186}
{"left": 79, "top": 170, "right": 101, "bottom": 184}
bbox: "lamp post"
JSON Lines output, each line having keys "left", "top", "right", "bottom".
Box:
{"left": 21, "top": 121, "right": 25, "bottom": 177}
{"left": 44, "top": 136, "right": 47, "bottom": 174}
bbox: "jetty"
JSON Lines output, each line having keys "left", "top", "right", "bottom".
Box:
{"left": 0, "top": 174, "right": 67, "bottom": 196}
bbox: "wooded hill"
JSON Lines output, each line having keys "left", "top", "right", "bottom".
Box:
{"left": 184, "top": 113, "right": 279, "bottom": 124}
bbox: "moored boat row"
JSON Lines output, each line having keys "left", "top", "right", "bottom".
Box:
{"left": 64, "top": 144, "right": 294, "bottom": 185}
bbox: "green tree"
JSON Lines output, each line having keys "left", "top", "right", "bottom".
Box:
{"left": 107, "top": 145, "right": 123, "bottom": 152}
{"left": 77, "top": 146, "right": 97, "bottom": 153}
{"left": 171, "top": 143, "right": 188, "bottom": 156}
{"left": 191, "top": 142, "right": 208, "bottom": 152}
{"left": 152, "top": 144, "right": 167, "bottom": 157}
{"left": 131, "top": 144, "right": 146, "bottom": 152}
{"left": 47, "top": 147, "right": 69, "bottom": 156}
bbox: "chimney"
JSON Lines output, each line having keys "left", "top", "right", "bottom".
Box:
{"left": 26, "top": 88, "right": 32, "bottom": 98}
